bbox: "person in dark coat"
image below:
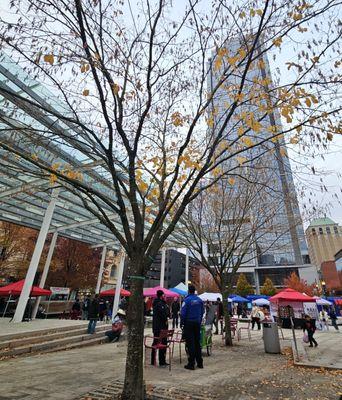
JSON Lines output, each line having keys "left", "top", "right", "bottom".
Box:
{"left": 214, "top": 298, "right": 224, "bottom": 334}
{"left": 302, "top": 314, "right": 318, "bottom": 347}
{"left": 329, "top": 308, "right": 339, "bottom": 331}
{"left": 87, "top": 294, "right": 100, "bottom": 334}
{"left": 171, "top": 298, "right": 180, "bottom": 329}
{"left": 151, "top": 289, "right": 169, "bottom": 366}
{"left": 181, "top": 285, "right": 204, "bottom": 370}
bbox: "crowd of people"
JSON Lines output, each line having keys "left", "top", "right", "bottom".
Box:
{"left": 72, "top": 289, "right": 339, "bottom": 363}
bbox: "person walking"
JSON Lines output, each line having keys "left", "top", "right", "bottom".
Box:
{"left": 214, "top": 298, "right": 223, "bottom": 335}
{"left": 87, "top": 294, "right": 100, "bottom": 334}
{"left": 71, "top": 298, "right": 81, "bottom": 320}
{"left": 303, "top": 314, "right": 318, "bottom": 347}
{"left": 181, "top": 285, "right": 204, "bottom": 370}
{"left": 205, "top": 301, "right": 216, "bottom": 329}
{"left": 171, "top": 297, "right": 180, "bottom": 329}
{"left": 329, "top": 308, "right": 339, "bottom": 331}
{"left": 82, "top": 295, "right": 90, "bottom": 320}
{"left": 319, "top": 308, "right": 329, "bottom": 331}
{"left": 151, "top": 290, "right": 169, "bottom": 367}
{"left": 251, "top": 305, "right": 261, "bottom": 330}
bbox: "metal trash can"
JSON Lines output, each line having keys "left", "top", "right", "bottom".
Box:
{"left": 262, "top": 322, "right": 281, "bottom": 354}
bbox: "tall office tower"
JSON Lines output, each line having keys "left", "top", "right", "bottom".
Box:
{"left": 207, "top": 37, "right": 317, "bottom": 289}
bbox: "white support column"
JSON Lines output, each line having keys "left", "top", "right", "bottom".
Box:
{"left": 185, "top": 249, "right": 189, "bottom": 290}
{"left": 32, "top": 231, "right": 58, "bottom": 319}
{"left": 95, "top": 245, "right": 107, "bottom": 294}
{"left": 160, "top": 248, "right": 166, "bottom": 288}
{"left": 112, "top": 251, "right": 125, "bottom": 318}
{"left": 12, "top": 188, "right": 59, "bottom": 323}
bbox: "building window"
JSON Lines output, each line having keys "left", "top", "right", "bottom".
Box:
{"left": 326, "top": 226, "right": 331, "bottom": 234}
{"left": 319, "top": 227, "right": 323, "bottom": 235}
{"left": 311, "top": 228, "right": 316, "bottom": 235}
{"left": 334, "top": 226, "right": 339, "bottom": 235}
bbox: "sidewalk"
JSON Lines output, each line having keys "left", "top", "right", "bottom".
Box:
{"left": 292, "top": 329, "right": 342, "bottom": 369}
{"left": 0, "top": 326, "right": 340, "bottom": 400}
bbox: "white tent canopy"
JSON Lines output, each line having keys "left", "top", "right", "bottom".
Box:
{"left": 252, "top": 298, "right": 270, "bottom": 306}
{"left": 315, "top": 297, "right": 332, "bottom": 306}
{"left": 199, "top": 292, "right": 232, "bottom": 302}
{"left": 174, "top": 282, "right": 188, "bottom": 292}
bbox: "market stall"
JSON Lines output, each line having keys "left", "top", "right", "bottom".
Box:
{"left": 269, "top": 288, "right": 317, "bottom": 328}
{"left": 0, "top": 280, "right": 52, "bottom": 318}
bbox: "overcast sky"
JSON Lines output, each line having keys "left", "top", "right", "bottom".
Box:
{"left": 0, "top": 0, "right": 341, "bottom": 227}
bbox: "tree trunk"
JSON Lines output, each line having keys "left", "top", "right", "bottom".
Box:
{"left": 121, "top": 260, "right": 145, "bottom": 400}
{"left": 222, "top": 289, "right": 233, "bottom": 346}
{"left": 221, "top": 275, "right": 233, "bottom": 346}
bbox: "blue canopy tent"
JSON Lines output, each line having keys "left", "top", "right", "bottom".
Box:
{"left": 169, "top": 282, "right": 188, "bottom": 297}
{"left": 246, "top": 294, "right": 269, "bottom": 301}
{"left": 229, "top": 295, "right": 249, "bottom": 303}
{"left": 169, "top": 287, "right": 187, "bottom": 296}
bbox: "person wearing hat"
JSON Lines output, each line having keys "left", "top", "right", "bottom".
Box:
{"left": 105, "top": 309, "right": 126, "bottom": 342}
{"left": 181, "top": 285, "right": 204, "bottom": 370}
{"left": 151, "top": 289, "right": 169, "bottom": 366}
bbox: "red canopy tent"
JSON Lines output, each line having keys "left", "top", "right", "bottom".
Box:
{"left": 143, "top": 285, "right": 180, "bottom": 299}
{"left": 0, "top": 280, "right": 52, "bottom": 297}
{"left": 99, "top": 288, "right": 131, "bottom": 297}
{"left": 269, "top": 288, "right": 316, "bottom": 302}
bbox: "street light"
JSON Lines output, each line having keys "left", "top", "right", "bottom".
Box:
{"left": 321, "top": 280, "right": 326, "bottom": 297}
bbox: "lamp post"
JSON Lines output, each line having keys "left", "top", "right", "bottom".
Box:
{"left": 321, "top": 280, "right": 326, "bottom": 298}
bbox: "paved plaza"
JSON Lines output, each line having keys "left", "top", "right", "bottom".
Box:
{"left": 0, "top": 323, "right": 341, "bottom": 400}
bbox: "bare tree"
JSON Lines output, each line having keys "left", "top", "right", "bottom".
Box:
{"left": 0, "top": 0, "right": 340, "bottom": 397}
{"left": 177, "top": 167, "right": 295, "bottom": 345}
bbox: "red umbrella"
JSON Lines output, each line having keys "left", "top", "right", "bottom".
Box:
{"left": 99, "top": 288, "right": 131, "bottom": 297}
{"left": 269, "top": 288, "right": 315, "bottom": 302}
{"left": 0, "top": 280, "right": 52, "bottom": 297}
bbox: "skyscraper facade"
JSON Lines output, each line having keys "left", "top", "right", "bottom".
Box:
{"left": 208, "top": 37, "right": 317, "bottom": 289}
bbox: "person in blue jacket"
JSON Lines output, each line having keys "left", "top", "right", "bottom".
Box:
{"left": 181, "top": 285, "right": 204, "bottom": 370}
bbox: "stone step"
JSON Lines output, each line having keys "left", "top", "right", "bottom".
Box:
{"left": 36, "top": 335, "right": 110, "bottom": 356}
{"left": 0, "top": 324, "right": 110, "bottom": 350}
{"left": 0, "top": 328, "right": 110, "bottom": 358}
{"left": 0, "top": 322, "right": 90, "bottom": 343}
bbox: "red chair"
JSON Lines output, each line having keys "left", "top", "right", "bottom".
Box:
{"left": 222, "top": 319, "right": 238, "bottom": 342}
{"left": 144, "top": 329, "right": 174, "bottom": 371}
{"left": 237, "top": 320, "right": 251, "bottom": 341}
{"left": 171, "top": 330, "right": 186, "bottom": 363}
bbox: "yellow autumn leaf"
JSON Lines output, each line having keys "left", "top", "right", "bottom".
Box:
{"left": 238, "top": 48, "right": 246, "bottom": 59}
{"left": 241, "top": 136, "right": 254, "bottom": 147}
{"left": 49, "top": 174, "right": 57, "bottom": 185}
{"left": 44, "top": 54, "right": 54, "bottom": 65}
{"left": 272, "top": 37, "right": 282, "bottom": 47}
{"left": 237, "top": 126, "right": 245, "bottom": 136}
{"left": 305, "top": 98, "right": 311, "bottom": 107}
{"left": 290, "top": 136, "right": 299, "bottom": 144}
{"left": 171, "top": 112, "right": 184, "bottom": 127}
{"left": 228, "top": 177, "right": 235, "bottom": 185}
{"left": 137, "top": 181, "right": 148, "bottom": 192}
{"left": 112, "top": 83, "right": 120, "bottom": 95}
{"left": 279, "top": 148, "right": 287, "bottom": 157}
{"left": 256, "top": 9, "right": 263, "bottom": 16}
{"left": 31, "top": 154, "right": 38, "bottom": 161}
{"left": 80, "top": 64, "right": 90, "bottom": 73}
{"left": 239, "top": 11, "right": 246, "bottom": 18}
{"left": 292, "top": 13, "right": 303, "bottom": 21}
{"left": 236, "top": 156, "right": 247, "bottom": 165}
{"left": 83, "top": 89, "right": 90, "bottom": 96}
{"left": 250, "top": 8, "right": 256, "bottom": 17}
{"left": 214, "top": 57, "right": 222, "bottom": 71}
{"left": 235, "top": 92, "right": 244, "bottom": 102}
{"left": 207, "top": 116, "right": 214, "bottom": 128}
